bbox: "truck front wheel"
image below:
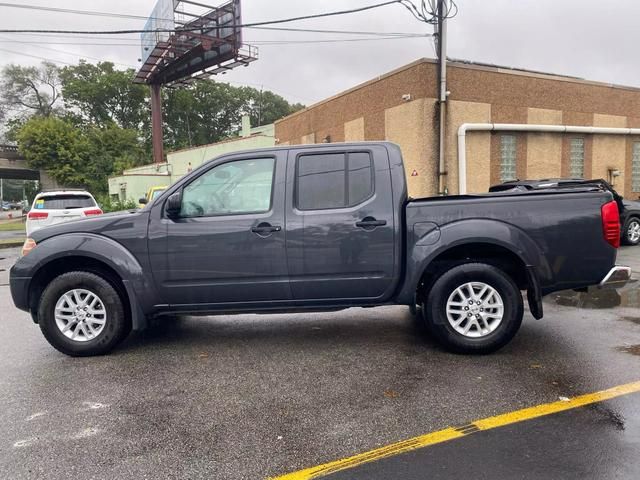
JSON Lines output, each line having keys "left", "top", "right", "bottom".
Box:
{"left": 422, "top": 263, "right": 523, "bottom": 354}
{"left": 37, "top": 271, "right": 129, "bottom": 356}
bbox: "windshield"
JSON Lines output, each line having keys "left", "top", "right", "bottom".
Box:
{"left": 150, "top": 189, "right": 166, "bottom": 200}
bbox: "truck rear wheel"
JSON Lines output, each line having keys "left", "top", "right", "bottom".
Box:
{"left": 38, "top": 271, "right": 129, "bottom": 356}
{"left": 422, "top": 263, "right": 523, "bottom": 354}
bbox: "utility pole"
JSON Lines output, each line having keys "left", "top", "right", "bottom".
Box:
{"left": 436, "top": 0, "right": 448, "bottom": 195}
{"left": 150, "top": 84, "right": 164, "bottom": 164}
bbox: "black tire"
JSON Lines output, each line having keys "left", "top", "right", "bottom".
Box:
{"left": 422, "top": 262, "right": 523, "bottom": 354}
{"left": 38, "top": 271, "right": 129, "bottom": 356}
{"left": 622, "top": 217, "right": 640, "bottom": 246}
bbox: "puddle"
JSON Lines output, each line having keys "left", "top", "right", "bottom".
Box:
{"left": 549, "top": 283, "right": 640, "bottom": 309}
{"left": 617, "top": 345, "right": 640, "bottom": 356}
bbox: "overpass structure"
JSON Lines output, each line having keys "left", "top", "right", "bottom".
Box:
{"left": 0, "top": 145, "right": 39, "bottom": 181}
{"left": 0, "top": 144, "right": 59, "bottom": 189}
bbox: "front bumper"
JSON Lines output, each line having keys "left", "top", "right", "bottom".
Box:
{"left": 599, "top": 266, "right": 632, "bottom": 289}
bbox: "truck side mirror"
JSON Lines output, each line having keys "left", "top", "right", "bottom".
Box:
{"left": 139, "top": 197, "right": 148, "bottom": 205}
{"left": 165, "top": 191, "right": 182, "bottom": 217}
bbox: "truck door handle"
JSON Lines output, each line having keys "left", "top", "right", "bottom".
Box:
{"left": 251, "top": 222, "right": 281, "bottom": 236}
{"left": 355, "top": 217, "right": 387, "bottom": 229}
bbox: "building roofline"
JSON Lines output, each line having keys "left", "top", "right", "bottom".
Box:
{"left": 111, "top": 173, "right": 171, "bottom": 178}
{"left": 275, "top": 57, "right": 640, "bottom": 124}
{"left": 167, "top": 133, "right": 273, "bottom": 155}
{"left": 448, "top": 58, "right": 640, "bottom": 92}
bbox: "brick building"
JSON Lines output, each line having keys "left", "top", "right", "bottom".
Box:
{"left": 274, "top": 58, "right": 640, "bottom": 199}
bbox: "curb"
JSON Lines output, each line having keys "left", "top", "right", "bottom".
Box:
{"left": 0, "top": 239, "right": 24, "bottom": 249}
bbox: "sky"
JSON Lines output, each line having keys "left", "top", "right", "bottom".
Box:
{"left": 0, "top": 0, "right": 639, "bottom": 107}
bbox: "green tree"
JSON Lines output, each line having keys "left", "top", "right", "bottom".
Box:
{"left": 164, "top": 81, "right": 248, "bottom": 149}
{"left": 84, "top": 125, "right": 146, "bottom": 182}
{"left": 17, "top": 116, "right": 88, "bottom": 188}
{"left": 17, "top": 117, "right": 144, "bottom": 195}
{"left": 243, "top": 88, "right": 305, "bottom": 127}
{"left": 0, "top": 62, "right": 61, "bottom": 121}
{"left": 60, "top": 61, "right": 149, "bottom": 130}
{"left": 163, "top": 80, "right": 304, "bottom": 149}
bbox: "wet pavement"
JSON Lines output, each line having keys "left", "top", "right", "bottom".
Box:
{"left": 326, "top": 395, "right": 640, "bottom": 479}
{"left": 0, "top": 246, "right": 639, "bottom": 479}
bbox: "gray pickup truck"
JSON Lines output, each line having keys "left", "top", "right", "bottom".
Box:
{"left": 10, "top": 142, "right": 630, "bottom": 356}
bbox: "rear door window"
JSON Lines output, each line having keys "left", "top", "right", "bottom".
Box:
{"left": 35, "top": 195, "right": 96, "bottom": 210}
{"left": 296, "top": 151, "right": 374, "bottom": 210}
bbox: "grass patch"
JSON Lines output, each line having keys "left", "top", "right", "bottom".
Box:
{"left": 0, "top": 219, "right": 26, "bottom": 232}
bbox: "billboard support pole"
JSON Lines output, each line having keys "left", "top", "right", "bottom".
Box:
{"left": 150, "top": 84, "right": 164, "bottom": 164}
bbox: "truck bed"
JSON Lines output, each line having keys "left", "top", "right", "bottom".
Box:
{"left": 405, "top": 188, "right": 616, "bottom": 294}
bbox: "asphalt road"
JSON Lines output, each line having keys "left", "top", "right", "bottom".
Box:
{"left": 0, "top": 247, "right": 639, "bottom": 479}
{"left": 0, "top": 231, "right": 24, "bottom": 241}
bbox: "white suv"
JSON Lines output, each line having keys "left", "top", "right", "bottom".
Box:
{"left": 26, "top": 190, "right": 102, "bottom": 236}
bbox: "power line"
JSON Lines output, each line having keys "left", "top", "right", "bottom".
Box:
{"left": 250, "top": 35, "right": 431, "bottom": 45}
{"left": 0, "top": 2, "right": 433, "bottom": 37}
{"left": 0, "top": 38, "right": 138, "bottom": 68}
{"left": 0, "top": 46, "right": 75, "bottom": 65}
{"left": 4, "top": 27, "right": 427, "bottom": 40}
{"left": 0, "top": 0, "right": 406, "bottom": 35}
{"left": 246, "top": 26, "right": 427, "bottom": 37}
{"left": 8, "top": 32, "right": 142, "bottom": 41}
{"left": 0, "top": 2, "right": 159, "bottom": 22}
{"left": 0, "top": 35, "right": 429, "bottom": 47}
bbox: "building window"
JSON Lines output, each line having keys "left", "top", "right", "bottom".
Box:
{"left": 500, "top": 135, "right": 517, "bottom": 182}
{"left": 569, "top": 138, "right": 585, "bottom": 178}
{"left": 633, "top": 142, "right": 640, "bottom": 192}
{"left": 296, "top": 152, "right": 373, "bottom": 210}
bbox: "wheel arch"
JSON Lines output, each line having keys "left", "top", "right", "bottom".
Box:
{"left": 29, "top": 256, "right": 130, "bottom": 325}
{"left": 398, "top": 219, "right": 547, "bottom": 319}
{"left": 415, "top": 242, "right": 530, "bottom": 303}
{"left": 20, "top": 233, "right": 152, "bottom": 329}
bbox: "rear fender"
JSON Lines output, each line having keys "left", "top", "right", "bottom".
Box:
{"left": 398, "top": 219, "right": 549, "bottom": 314}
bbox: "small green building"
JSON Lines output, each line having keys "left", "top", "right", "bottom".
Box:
{"left": 108, "top": 119, "right": 274, "bottom": 202}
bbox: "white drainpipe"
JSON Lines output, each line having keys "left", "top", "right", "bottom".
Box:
{"left": 457, "top": 123, "right": 640, "bottom": 194}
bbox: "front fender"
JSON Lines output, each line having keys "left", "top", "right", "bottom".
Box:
{"left": 11, "top": 233, "right": 154, "bottom": 328}
{"left": 396, "top": 218, "right": 550, "bottom": 305}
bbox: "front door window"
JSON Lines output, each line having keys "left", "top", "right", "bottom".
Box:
{"left": 181, "top": 157, "right": 275, "bottom": 217}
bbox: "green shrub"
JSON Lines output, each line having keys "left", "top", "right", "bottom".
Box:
{"left": 96, "top": 195, "right": 138, "bottom": 213}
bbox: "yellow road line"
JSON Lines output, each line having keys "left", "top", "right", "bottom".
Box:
{"left": 270, "top": 380, "right": 640, "bottom": 480}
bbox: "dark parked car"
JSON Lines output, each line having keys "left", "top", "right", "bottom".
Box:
{"left": 10, "top": 143, "right": 630, "bottom": 356}
{"left": 489, "top": 178, "right": 640, "bottom": 246}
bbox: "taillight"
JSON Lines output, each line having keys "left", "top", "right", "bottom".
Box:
{"left": 84, "top": 208, "right": 103, "bottom": 216}
{"left": 21, "top": 238, "right": 37, "bottom": 257}
{"left": 27, "top": 211, "right": 48, "bottom": 220}
{"left": 601, "top": 200, "right": 620, "bottom": 248}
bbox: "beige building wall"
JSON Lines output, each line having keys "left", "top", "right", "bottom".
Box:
{"left": 275, "top": 59, "right": 640, "bottom": 198}
{"left": 344, "top": 117, "right": 365, "bottom": 142}
{"left": 300, "top": 133, "right": 316, "bottom": 144}
{"left": 446, "top": 100, "right": 492, "bottom": 194}
{"left": 525, "top": 108, "right": 563, "bottom": 179}
{"left": 384, "top": 98, "right": 438, "bottom": 198}
{"left": 592, "top": 114, "right": 627, "bottom": 190}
